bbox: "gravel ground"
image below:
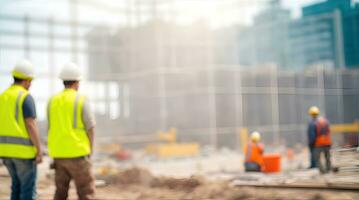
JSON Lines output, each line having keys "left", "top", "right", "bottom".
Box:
{"left": 1, "top": 167, "right": 358, "bottom": 200}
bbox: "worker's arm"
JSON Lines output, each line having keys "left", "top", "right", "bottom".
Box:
{"left": 82, "top": 100, "right": 96, "bottom": 157}
{"left": 23, "top": 95, "right": 42, "bottom": 164}
{"left": 25, "top": 118, "right": 43, "bottom": 164}
{"left": 87, "top": 127, "right": 95, "bottom": 156}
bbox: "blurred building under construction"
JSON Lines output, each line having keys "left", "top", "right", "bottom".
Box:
{"left": 0, "top": 0, "right": 358, "bottom": 149}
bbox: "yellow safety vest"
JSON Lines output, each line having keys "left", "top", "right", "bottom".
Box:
{"left": 0, "top": 85, "right": 36, "bottom": 158}
{"left": 48, "top": 89, "right": 90, "bottom": 158}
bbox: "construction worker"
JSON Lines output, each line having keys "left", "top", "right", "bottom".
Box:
{"left": 244, "top": 131, "right": 264, "bottom": 172}
{"left": 48, "top": 63, "right": 96, "bottom": 200}
{"left": 307, "top": 106, "right": 332, "bottom": 173}
{"left": 0, "top": 60, "right": 43, "bottom": 200}
{"left": 307, "top": 106, "right": 318, "bottom": 169}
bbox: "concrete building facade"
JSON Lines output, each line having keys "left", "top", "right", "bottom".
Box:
{"left": 85, "top": 1, "right": 359, "bottom": 149}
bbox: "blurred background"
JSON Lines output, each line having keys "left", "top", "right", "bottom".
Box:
{"left": 0, "top": 0, "right": 358, "bottom": 151}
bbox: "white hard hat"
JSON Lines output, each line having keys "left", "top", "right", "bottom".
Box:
{"left": 251, "top": 131, "right": 261, "bottom": 142}
{"left": 12, "top": 59, "right": 34, "bottom": 80}
{"left": 59, "top": 63, "right": 82, "bottom": 81}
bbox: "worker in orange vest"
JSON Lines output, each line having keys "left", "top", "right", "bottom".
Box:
{"left": 244, "top": 131, "right": 264, "bottom": 172}
{"left": 308, "top": 106, "right": 332, "bottom": 173}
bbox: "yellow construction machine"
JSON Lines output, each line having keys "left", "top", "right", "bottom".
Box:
{"left": 331, "top": 121, "right": 359, "bottom": 147}
{"left": 331, "top": 121, "right": 359, "bottom": 134}
{"left": 145, "top": 128, "right": 200, "bottom": 158}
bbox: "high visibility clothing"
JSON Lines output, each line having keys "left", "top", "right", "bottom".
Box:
{"left": 315, "top": 117, "right": 332, "bottom": 147}
{"left": 245, "top": 142, "right": 264, "bottom": 168}
{"left": 48, "top": 89, "right": 90, "bottom": 158}
{"left": 0, "top": 85, "right": 36, "bottom": 158}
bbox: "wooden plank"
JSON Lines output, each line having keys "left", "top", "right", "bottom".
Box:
{"left": 232, "top": 181, "right": 359, "bottom": 191}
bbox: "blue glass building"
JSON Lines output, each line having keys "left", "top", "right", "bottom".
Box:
{"left": 237, "top": 0, "right": 359, "bottom": 69}
{"left": 289, "top": 0, "right": 359, "bottom": 69}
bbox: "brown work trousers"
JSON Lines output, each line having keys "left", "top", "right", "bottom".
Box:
{"left": 54, "top": 157, "right": 95, "bottom": 200}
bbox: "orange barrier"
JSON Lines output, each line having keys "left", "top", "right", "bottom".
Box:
{"left": 263, "top": 153, "right": 281, "bottom": 173}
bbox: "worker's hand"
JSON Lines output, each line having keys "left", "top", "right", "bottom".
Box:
{"left": 88, "top": 149, "right": 93, "bottom": 159}
{"left": 35, "top": 151, "right": 43, "bottom": 164}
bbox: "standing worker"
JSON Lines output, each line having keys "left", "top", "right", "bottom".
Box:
{"left": 47, "top": 63, "right": 96, "bottom": 200}
{"left": 307, "top": 106, "right": 332, "bottom": 173}
{"left": 0, "top": 60, "right": 43, "bottom": 200}
{"left": 244, "top": 131, "right": 264, "bottom": 172}
{"left": 307, "top": 106, "right": 318, "bottom": 169}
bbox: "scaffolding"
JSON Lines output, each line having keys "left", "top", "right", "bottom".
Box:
{"left": 0, "top": 0, "right": 358, "bottom": 150}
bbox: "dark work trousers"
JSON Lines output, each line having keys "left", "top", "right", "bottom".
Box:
{"left": 314, "top": 146, "right": 331, "bottom": 174}
{"left": 3, "top": 158, "right": 37, "bottom": 200}
{"left": 245, "top": 162, "right": 261, "bottom": 172}
{"left": 309, "top": 147, "right": 316, "bottom": 168}
{"left": 54, "top": 157, "right": 95, "bottom": 200}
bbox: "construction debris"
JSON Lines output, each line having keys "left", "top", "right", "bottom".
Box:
{"left": 103, "top": 167, "right": 154, "bottom": 186}
{"left": 1, "top": 165, "right": 358, "bottom": 200}
{"left": 333, "top": 148, "right": 359, "bottom": 173}
{"left": 230, "top": 169, "right": 359, "bottom": 192}
{"left": 93, "top": 167, "right": 359, "bottom": 200}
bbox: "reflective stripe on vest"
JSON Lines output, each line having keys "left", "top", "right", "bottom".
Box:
{"left": 48, "top": 89, "right": 90, "bottom": 158}
{"left": 0, "top": 85, "right": 36, "bottom": 158}
{"left": 15, "top": 91, "right": 24, "bottom": 122}
{"left": 73, "top": 94, "right": 80, "bottom": 128}
{"left": 0, "top": 136, "right": 33, "bottom": 146}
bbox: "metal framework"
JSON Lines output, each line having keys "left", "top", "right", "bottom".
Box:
{"left": 0, "top": 0, "right": 358, "bottom": 150}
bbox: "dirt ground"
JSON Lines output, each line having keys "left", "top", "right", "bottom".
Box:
{"left": 1, "top": 167, "right": 358, "bottom": 200}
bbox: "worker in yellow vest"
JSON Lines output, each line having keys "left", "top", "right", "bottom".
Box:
{"left": 47, "top": 63, "right": 96, "bottom": 200}
{"left": 0, "top": 60, "right": 43, "bottom": 200}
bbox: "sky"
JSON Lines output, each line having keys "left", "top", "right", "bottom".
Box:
{"left": 0, "top": 0, "right": 323, "bottom": 27}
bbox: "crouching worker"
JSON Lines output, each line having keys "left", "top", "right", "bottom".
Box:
{"left": 244, "top": 131, "right": 264, "bottom": 172}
